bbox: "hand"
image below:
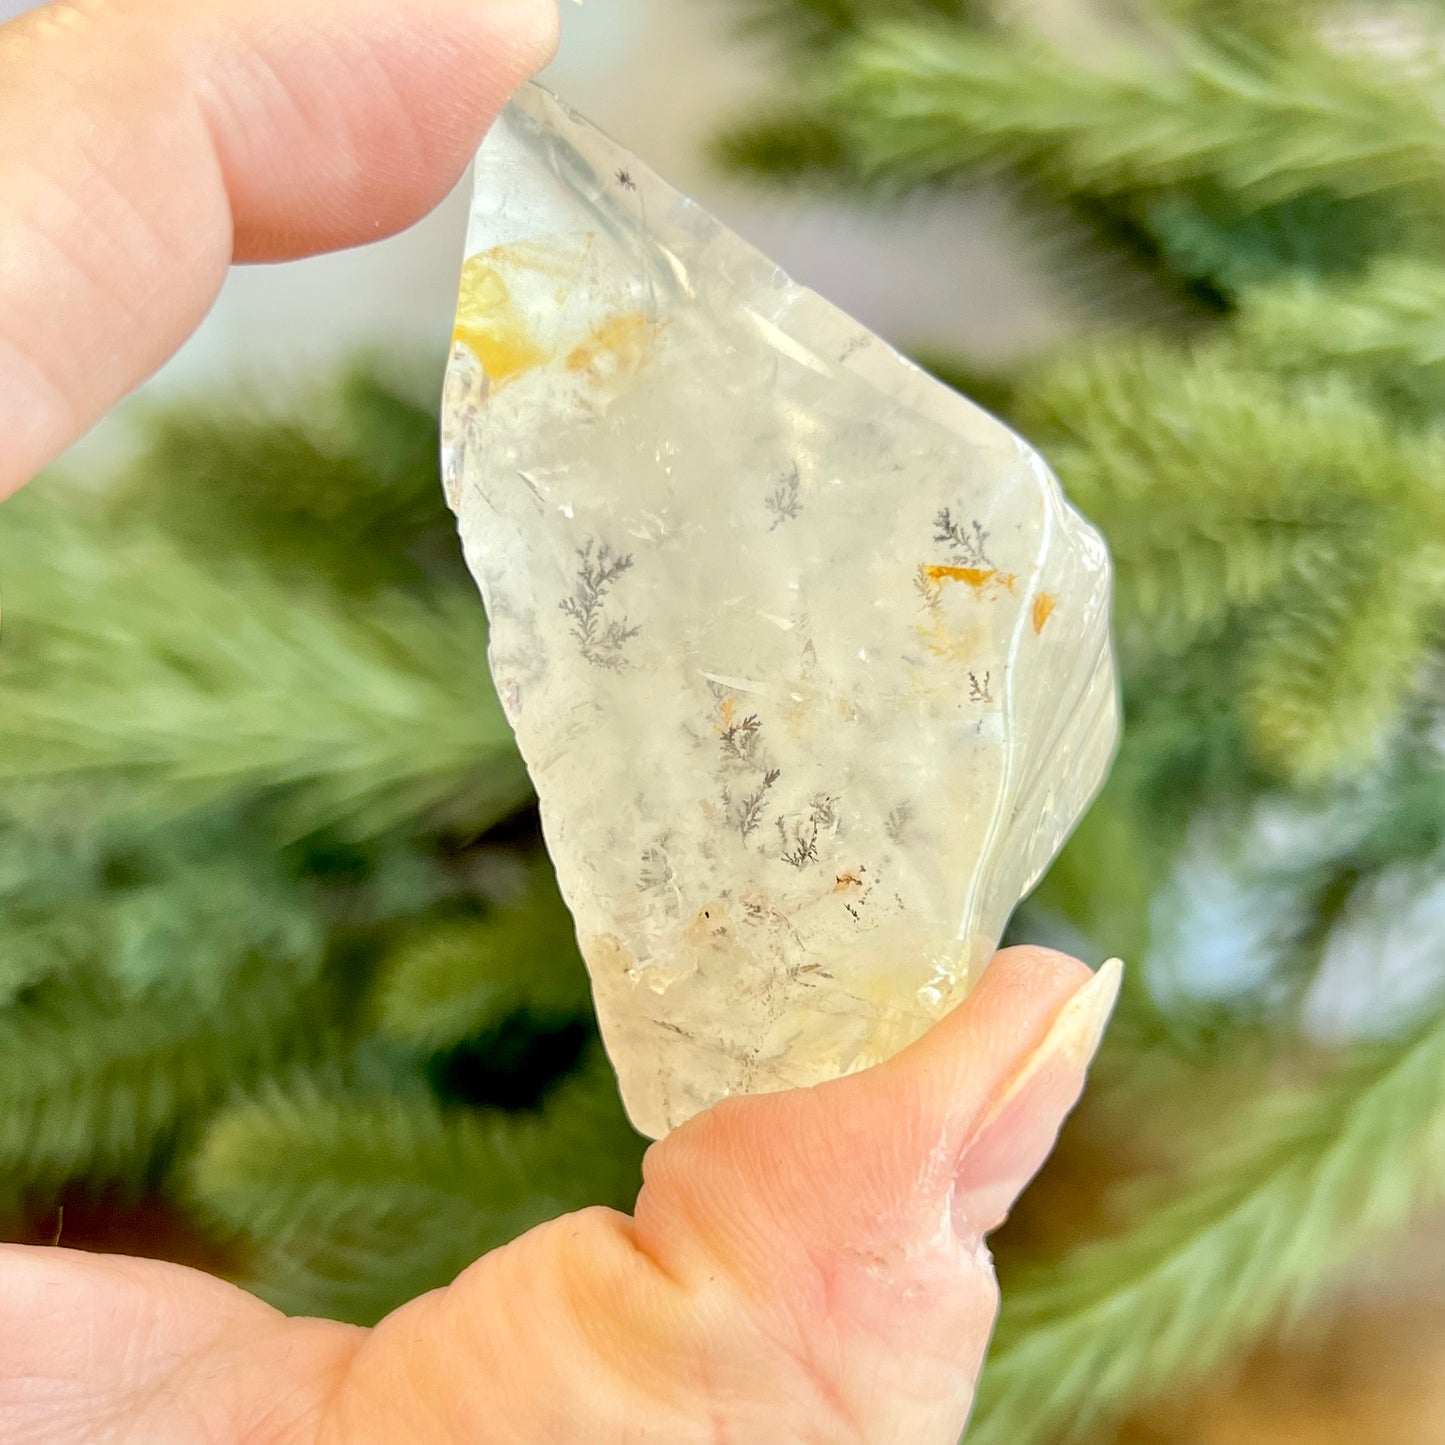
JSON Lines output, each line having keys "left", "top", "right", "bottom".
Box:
{"left": 0, "top": 5, "right": 1121, "bottom": 1441}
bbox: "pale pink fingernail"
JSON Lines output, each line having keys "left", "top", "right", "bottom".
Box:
{"left": 951, "top": 958, "right": 1122, "bottom": 1237}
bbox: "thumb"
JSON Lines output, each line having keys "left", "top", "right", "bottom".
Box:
{"left": 646, "top": 946, "right": 1120, "bottom": 1262}
{"left": 342, "top": 947, "right": 1120, "bottom": 1445}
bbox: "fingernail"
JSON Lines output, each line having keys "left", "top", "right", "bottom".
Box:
{"left": 979, "top": 958, "right": 1122, "bottom": 1124}
{"left": 951, "top": 958, "right": 1122, "bottom": 1237}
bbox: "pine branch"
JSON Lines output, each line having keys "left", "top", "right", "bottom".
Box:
{"left": 0, "top": 815, "right": 325, "bottom": 1010}
{"left": 0, "top": 823, "right": 113, "bottom": 1006}
{"left": 969, "top": 1005, "right": 1445, "bottom": 1445}
{"left": 0, "top": 956, "right": 331, "bottom": 1209}
{"left": 1243, "top": 544, "right": 1444, "bottom": 783}
{"left": 0, "top": 494, "right": 531, "bottom": 841}
{"left": 1238, "top": 257, "right": 1445, "bottom": 421}
{"left": 985, "top": 336, "right": 1445, "bottom": 801}
{"left": 1019, "top": 345, "right": 1445, "bottom": 629}
{"left": 722, "top": 13, "right": 1443, "bottom": 305}
{"left": 371, "top": 860, "right": 592, "bottom": 1053}
{"left": 813, "top": 23, "right": 1445, "bottom": 217}
{"left": 1144, "top": 0, "right": 1373, "bottom": 45}
{"left": 1142, "top": 186, "right": 1397, "bottom": 294}
{"left": 1346, "top": 731, "right": 1445, "bottom": 873}
{"left": 717, "top": 25, "right": 1438, "bottom": 306}
{"left": 187, "top": 1047, "right": 644, "bottom": 1324}
{"left": 109, "top": 369, "right": 463, "bottom": 599}
{"left": 712, "top": 109, "right": 859, "bottom": 184}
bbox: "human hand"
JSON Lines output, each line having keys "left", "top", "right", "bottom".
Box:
{"left": 0, "top": 5, "right": 1121, "bottom": 1441}
{"left": 3, "top": 947, "right": 1118, "bottom": 1444}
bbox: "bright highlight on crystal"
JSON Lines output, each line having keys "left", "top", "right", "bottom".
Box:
{"left": 442, "top": 84, "right": 1119, "bottom": 1139}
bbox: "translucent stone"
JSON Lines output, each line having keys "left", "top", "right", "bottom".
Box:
{"left": 442, "top": 84, "right": 1119, "bottom": 1139}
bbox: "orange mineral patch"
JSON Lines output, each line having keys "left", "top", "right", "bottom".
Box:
{"left": 453, "top": 251, "right": 550, "bottom": 385}
{"left": 923, "top": 563, "right": 997, "bottom": 591}
{"left": 1032, "top": 592, "right": 1058, "bottom": 633}
{"left": 453, "top": 241, "right": 593, "bottom": 387}
{"left": 566, "top": 312, "right": 652, "bottom": 380}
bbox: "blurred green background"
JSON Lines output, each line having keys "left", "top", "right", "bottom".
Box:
{"left": 4, "top": 2, "right": 1445, "bottom": 1442}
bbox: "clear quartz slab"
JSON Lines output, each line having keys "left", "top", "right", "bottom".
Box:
{"left": 442, "top": 84, "right": 1119, "bottom": 1139}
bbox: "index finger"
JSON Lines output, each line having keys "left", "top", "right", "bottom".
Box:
{"left": 0, "top": 0, "right": 558, "bottom": 498}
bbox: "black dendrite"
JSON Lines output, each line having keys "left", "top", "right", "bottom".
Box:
{"left": 559, "top": 539, "right": 640, "bottom": 669}
{"left": 934, "top": 507, "right": 994, "bottom": 568}
{"left": 720, "top": 714, "right": 764, "bottom": 763}
{"left": 765, "top": 465, "right": 803, "bottom": 530}
{"left": 777, "top": 794, "right": 836, "bottom": 868}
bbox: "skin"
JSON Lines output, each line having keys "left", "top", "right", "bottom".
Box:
{"left": 0, "top": 4, "right": 1122, "bottom": 1440}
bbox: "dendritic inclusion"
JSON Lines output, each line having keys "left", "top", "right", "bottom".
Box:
{"left": 442, "top": 84, "right": 1119, "bottom": 1139}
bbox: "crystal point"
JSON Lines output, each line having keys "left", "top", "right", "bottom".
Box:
{"left": 442, "top": 85, "right": 1118, "bottom": 1139}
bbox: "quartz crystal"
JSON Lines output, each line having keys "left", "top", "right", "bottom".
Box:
{"left": 442, "top": 84, "right": 1119, "bottom": 1139}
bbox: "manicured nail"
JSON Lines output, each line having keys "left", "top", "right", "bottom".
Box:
{"left": 981, "top": 958, "right": 1122, "bottom": 1125}
{"left": 951, "top": 958, "right": 1123, "bottom": 1237}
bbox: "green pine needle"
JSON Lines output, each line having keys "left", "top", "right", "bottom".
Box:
{"left": 971, "top": 1004, "right": 1445, "bottom": 1444}
{"left": 187, "top": 1047, "right": 644, "bottom": 1324}
{"left": 1239, "top": 257, "right": 1445, "bottom": 421}
{"left": 820, "top": 24, "right": 1445, "bottom": 211}
{"left": 0, "top": 816, "right": 325, "bottom": 1010}
{"left": 712, "top": 110, "right": 857, "bottom": 183}
{"left": 372, "top": 860, "right": 592, "bottom": 1053}
{"left": 719, "top": 16, "right": 1445, "bottom": 303}
{"left": 1011, "top": 345, "right": 1445, "bottom": 782}
{"left": 1243, "top": 546, "right": 1444, "bottom": 783}
{"left": 0, "top": 957, "right": 331, "bottom": 1210}
{"left": 0, "top": 493, "right": 530, "bottom": 840}
{"left": 109, "top": 369, "right": 462, "bottom": 599}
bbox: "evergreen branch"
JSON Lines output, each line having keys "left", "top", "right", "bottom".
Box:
{"left": 1238, "top": 258, "right": 1445, "bottom": 421}
{"left": 1144, "top": 0, "right": 1383, "bottom": 48}
{"left": 0, "top": 957, "right": 330, "bottom": 1209}
{"left": 721, "top": 18, "right": 1439, "bottom": 300}
{"left": 713, "top": 110, "right": 858, "bottom": 184}
{"left": 809, "top": 23, "right": 1445, "bottom": 215}
{"left": 0, "top": 816, "right": 325, "bottom": 1009}
{"left": 187, "top": 1047, "right": 644, "bottom": 1324}
{"left": 109, "top": 369, "right": 463, "bottom": 599}
{"left": 1017, "top": 347, "right": 1445, "bottom": 656}
{"left": 970, "top": 1005, "right": 1445, "bottom": 1444}
{"left": 1010, "top": 346, "right": 1445, "bottom": 784}
{"left": 0, "top": 495, "right": 531, "bottom": 840}
{"left": 1142, "top": 186, "right": 1398, "bottom": 295}
{"left": 1243, "top": 546, "right": 1445, "bottom": 783}
{"left": 371, "top": 861, "right": 592, "bottom": 1053}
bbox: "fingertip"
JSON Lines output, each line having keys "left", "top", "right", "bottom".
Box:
{"left": 0, "top": 0, "right": 564, "bottom": 489}
{"left": 505, "top": 0, "right": 563, "bottom": 70}
{"left": 452, "top": 0, "right": 563, "bottom": 95}
{"left": 868, "top": 944, "right": 1092, "bottom": 1099}
{"left": 950, "top": 957, "right": 1121, "bottom": 1235}
{"left": 979, "top": 944, "right": 1096, "bottom": 999}
{"left": 636, "top": 948, "right": 1103, "bottom": 1272}
{"left": 204, "top": 0, "right": 563, "bottom": 259}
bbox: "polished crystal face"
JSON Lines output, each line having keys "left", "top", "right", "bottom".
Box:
{"left": 442, "top": 84, "right": 1118, "bottom": 1139}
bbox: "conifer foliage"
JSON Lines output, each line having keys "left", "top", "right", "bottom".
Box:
{"left": 0, "top": 373, "right": 644, "bottom": 1322}
{"left": 1, "top": 1, "right": 1444, "bottom": 1438}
